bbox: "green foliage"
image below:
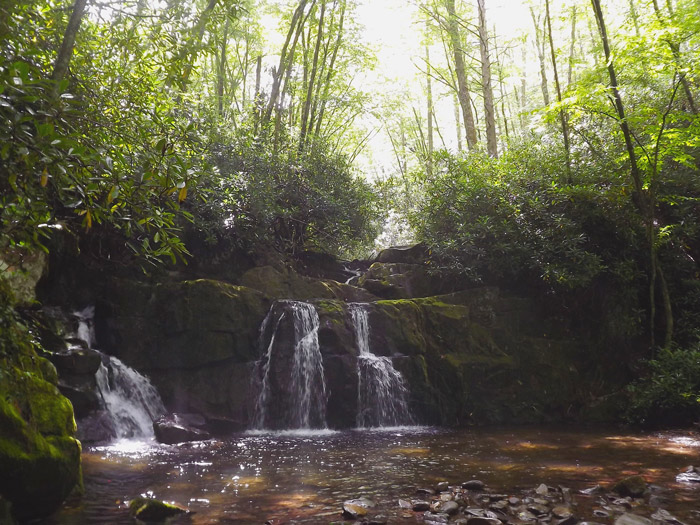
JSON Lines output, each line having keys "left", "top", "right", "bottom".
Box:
{"left": 625, "top": 346, "right": 700, "bottom": 427}
{"left": 200, "top": 125, "right": 381, "bottom": 258}
{"left": 411, "top": 143, "right": 644, "bottom": 291}
{"left": 0, "top": 1, "right": 210, "bottom": 266}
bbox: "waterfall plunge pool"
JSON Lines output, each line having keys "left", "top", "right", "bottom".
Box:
{"left": 49, "top": 426, "right": 700, "bottom": 524}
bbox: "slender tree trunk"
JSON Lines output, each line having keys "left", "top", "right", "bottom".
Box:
{"left": 520, "top": 41, "right": 527, "bottom": 130}
{"left": 426, "top": 28, "right": 434, "bottom": 174}
{"left": 454, "top": 93, "right": 463, "bottom": 152}
{"left": 180, "top": 0, "right": 219, "bottom": 87}
{"left": 216, "top": 18, "right": 230, "bottom": 118}
{"left": 444, "top": 0, "right": 477, "bottom": 150}
{"left": 265, "top": 0, "right": 310, "bottom": 122}
{"left": 477, "top": 0, "right": 498, "bottom": 157}
{"left": 567, "top": 5, "right": 577, "bottom": 87}
{"left": 313, "top": 0, "right": 346, "bottom": 140}
{"left": 299, "top": 1, "right": 326, "bottom": 150}
{"left": 545, "top": 0, "right": 571, "bottom": 181}
{"left": 591, "top": 0, "right": 674, "bottom": 349}
{"left": 628, "top": 0, "right": 641, "bottom": 37}
{"left": 51, "top": 0, "right": 88, "bottom": 86}
{"left": 652, "top": 1, "right": 698, "bottom": 114}
{"left": 254, "top": 55, "right": 262, "bottom": 133}
{"left": 530, "top": 7, "right": 550, "bottom": 106}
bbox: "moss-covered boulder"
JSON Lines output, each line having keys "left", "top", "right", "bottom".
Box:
{"left": 241, "top": 265, "right": 376, "bottom": 302}
{"left": 0, "top": 280, "right": 82, "bottom": 522}
{"left": 96, "top": 278, "right": 272, "bottom": 424}
{"left": 129, "top": 497, "right": 187, "bottom": 521}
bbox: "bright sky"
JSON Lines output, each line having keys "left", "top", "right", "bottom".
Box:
{"left": 353, "top": 0, "right": 532, "bottom": 178}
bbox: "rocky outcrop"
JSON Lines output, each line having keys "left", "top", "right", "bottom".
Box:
{"left": 153, "top": 413, "right": 211, "bottom": 444}
{"left": 0, "top": 278, "right": 82, "bottom": 522}
{"left": 96, "top": 278, "right": 271, "bottom": 427}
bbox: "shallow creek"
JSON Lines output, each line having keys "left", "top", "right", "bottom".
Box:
{"left": 49, "top": 426, "right": 700, "bottom": 523}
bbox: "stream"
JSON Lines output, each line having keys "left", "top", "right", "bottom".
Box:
{"left": 49, "top": 426, "right": 700, "bottom": 523}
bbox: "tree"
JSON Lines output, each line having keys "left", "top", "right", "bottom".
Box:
{"left": 476, "top": 0, "right": 497, "bottom": 157}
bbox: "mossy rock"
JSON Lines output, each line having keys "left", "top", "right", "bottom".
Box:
{"left": 240, "top": 265, "right": 375, "bottom": 302}
{"left": 0, "top": 277, "right": 82, "bottom": 521}
{"left": 612, "top": 475, "right": 647, "bottom": 498}
{"left": 129, "top": 497, "right": 187, "bottom": 522}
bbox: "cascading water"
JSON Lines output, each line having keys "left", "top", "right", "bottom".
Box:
{"left": 252, "top": 301, "right": 327, "bottom": 430}
{"left": 350, "top": 303, "right": 414, "bottom": 428}
{"left": 73, "top": 307, "right": 165, "bottom": 439}
{"left": 95, "top": 356, "right": 166, "bottom": 438}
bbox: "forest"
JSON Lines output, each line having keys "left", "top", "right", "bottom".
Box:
{"left": 1, "top": 0, "right": 700, "bottom": 521}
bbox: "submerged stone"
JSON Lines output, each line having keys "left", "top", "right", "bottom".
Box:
{"left": 153, "top": 414, "right": 211, "bottom": 444}
{"left": 462, "top": 479, "right": 485, "bottom": 490}
{"left": 612, "top": 476, "right": 647, "bottom": 498}
{"left": 614, "top": 513, "right": 652, "bottom": 525}
{"left": 129, "top": 497, "right": 187, "bottom": 521}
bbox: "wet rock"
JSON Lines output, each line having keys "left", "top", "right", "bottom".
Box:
{"left": 417, "top": 487, "right": 436, "bottom": 496}
{"left": 424, "top": 511, "right": 450, "bottom": 523}
{"left": 128, "top": 497, "right": 187, "bottom": 522}
{"left": 552, "top": 506, "right": 573, "bottom": 519}
{"left": 593, "top": 508, "right": 611, "bottom": 518}
{"left": 676, "top": 466, "right": 700, "bottom": 483}
{"left": 398, "top": 499, "right": 412, "bottom": 509}
{"left": 463, "top": 480, "right": 486, "bottom": 491}
{"left": 612, "top": 475, "right": 647, "bottom": 498}
{"left": 368, "top": 516, "right": 388, "bottom": 525}
{"left": 535, "top": 483, "right": 550, "bottom": 495}
{"left": 466, "top": 518, "right": 503, "bottom": 525}
{"left": 489, "top": 500, "right": 508, "bottom": 512}
{"left": 412, "top": 500, "right": 431, "bottom": 512}
{"left": 508, "top": 497, "right": 521, "bottom": 506}
{"left": 555, "top": 517, "right": 578, "bottom": 525}
{"left": 559, "top": 486, "right": 572, "bottom": 504}
{"left": 527, "top": 503, "right": 550, "bottom": 516}
{"left": 153, "top": 414, "right": 211, "bottom": 444}
{"left": 651, "top": 509, "right": 684, "bottom": 524}
{"left": 342, "top": 502, "right": 367, "bottom": 519}
{"left": 614, "top": 513, "right": 652, "bottom": 525}
{"left": 580, "top": 484, "right": 606, "bottom": 495}
{"left": 579, "top": 522, "right": 606, "bottom": 525}
{"left": 439, "top": 500, "right": 460, "bottom": 515}
{"left": 611, "top": 497, "right": 632, "bottom": 509}
{"left": 76, "top": 409, "right": 116, "bottom": 443}
{"left": 517, "top": 509, "right": 538, "bottom": 521}
{"left": 435, "top": 481, "right": 450, "bottom": 492}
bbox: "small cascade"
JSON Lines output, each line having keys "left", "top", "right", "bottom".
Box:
{"left": 350, "top": 304, "right": 414, "bottom": 428}
{"left": 252, "top": 301, "right": 327, "bottom": 430}
{"left": 95, "top": 355, "right": 166, "bottom": 438}
{"left": 72, "top": 307, "right": 165, "bottom": 439}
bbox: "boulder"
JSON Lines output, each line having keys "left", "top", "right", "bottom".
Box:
{"left": 376, "top": 244, "right": 429, "bottom": 265}
{"left": 0, "top": 306, "right": 82, "bottom": 521}
{"left": 129, "top": 497, "right": 187, "bottom": 521}
{"left": 612, "top": 476, "right": 647, "bottom": 498}
{"left": 153, "top": 414, "right": 211, "bottom": 444}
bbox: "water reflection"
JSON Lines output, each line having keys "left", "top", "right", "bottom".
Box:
{"left": 49, "top": 426, "right": 700, "bottom": 524}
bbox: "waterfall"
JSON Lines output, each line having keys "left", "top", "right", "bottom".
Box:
{"left": 73, "top": 307, "right": 165, "bottom": 439}
{"left": 95, "top": 355, "right": 166, "bottom": 438}
{"left": 252, "top": 301, "right": 327, "bottom": 430}
{"left": 350, "top": 304, "right": 414, "bottom": 428}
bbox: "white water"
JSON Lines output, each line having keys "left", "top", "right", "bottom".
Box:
{"left": 350, "top": 304, "right": 414, "bottom": 428}
{"left": 73, "top": 307, "right": 165, "bottom": 439}
{"left": 290, "top": 302, "right": 326, "bottom": 428}
{"left": 95, "top": 355, "right": 165, "bottom": 438}
{"left": 253, "top": 301, "right": 327, "bottom": 430}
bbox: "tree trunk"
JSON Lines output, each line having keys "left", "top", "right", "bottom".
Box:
{"left": 628, "top": 0, "right": 641, "bottom": 37}
{"left": 444, "top": 0, "right": 477, "bottom": 150}
{"left": 652, "top": 1, "right": 698, "bottom": 114}
{"left": 426, "top": 28, "right": 434, "bottom": 174}
{"left": 51, "top": 0, "right": 88, "bottom": 86}
{"left": 545, "top": 0, "right": 571, "bottom": 181}
{"left": 530, "top": 7, "right": 550, "bottom": 106}
{"left": 299, "top": 1, "right": 326, "bottom": 150}
{"left": 567, "top": 5, "right": 577, "bottom": 87}
{"left": 454, "top": 93, "right": 463, "bottom": 152}
{"left": 216, "top": 18, "right": 230, "bottom": 118}
{"left": 265, "top": 0, "right": 310, "bottom": 122}
{"left": 591, "top": 0, "right": 674, "bottom": 349}
{"left": 179, "top": 0, "right": 219, "bottom": 87}
{"left": 477, "top": 0, "right": 497, "bottom": 157}
{"left": 313, "top": 0, "right": 346, "bottom": 140}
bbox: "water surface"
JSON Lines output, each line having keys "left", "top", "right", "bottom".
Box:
{"left": 50, "top": 426, "right": 700, "bottom": 523}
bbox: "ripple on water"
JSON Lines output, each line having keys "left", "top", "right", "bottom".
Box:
{"left": 47, "top": 426, "right": 700, "bottom": 524}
